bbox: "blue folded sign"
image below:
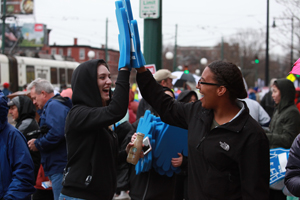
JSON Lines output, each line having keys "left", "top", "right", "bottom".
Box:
{"left": 135, "top": 110, "right": 188, "bottom": 177}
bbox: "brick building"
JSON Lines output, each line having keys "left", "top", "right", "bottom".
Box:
{"left": 44, "top": 38, "right": 120, "bottom": 81}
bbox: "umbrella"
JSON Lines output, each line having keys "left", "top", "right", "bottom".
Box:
{"left": 171, "top": 71, "right": 200, "bottom": 87}
{"left": 290, "top": 58, "right": 300, "bottom": 75}
{"left": 7, "top": 91, "right": 31, "bottom": 99}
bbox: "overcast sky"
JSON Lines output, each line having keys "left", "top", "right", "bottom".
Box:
{"left": 19, "top": 0, "right": 287, "bottom": 54}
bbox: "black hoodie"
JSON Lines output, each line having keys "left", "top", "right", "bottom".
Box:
{"left": 61, "top": 59, "right": 130, "bottom": 200}
{"left": 177, "top": 90, "right": 198, "bottom": 103}
{"left": 12, "top": 95, "right": 40, "bottom": 180}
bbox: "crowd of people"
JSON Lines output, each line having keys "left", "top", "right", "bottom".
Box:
{"left": 2, "top": 58, "right": 300, "bottom": 200}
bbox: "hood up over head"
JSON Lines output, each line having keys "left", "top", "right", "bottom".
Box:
{"left": 275, "top": 78, "right": 296, "bottom": 113}
{"left": 71, "top": 59, "right": 111, "bottom": 107}
{"left": 8, "top": 96, "right": 36, "bottom": 125}
{"left": 177, "top": 90, "right": 198, "bottom": 103}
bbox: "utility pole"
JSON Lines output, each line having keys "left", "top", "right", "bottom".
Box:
{"left": 1, "top": 0, "right": 6, "bottom": 54}
{"left": 265, "top": 0, "right": 269, "bottom": 86}
{"left": 173, "top": 24, "right": 177, "bottom": 71}
{"left": 291, "top": 17, "right": 294, "bottom": 68}
{"left": 143, "top": 0, "right": 162, "bottom": 70}
{"left": 105, "top": 18, "right": 108, "bottom": 62}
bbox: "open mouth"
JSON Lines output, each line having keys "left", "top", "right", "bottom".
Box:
{"left": 199, "top": 93, "right": 204, "bottom": 101}
{"left": 102, "top": 88, "right": 110, "bottom": 95}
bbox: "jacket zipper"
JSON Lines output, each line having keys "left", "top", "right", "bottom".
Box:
{"left": 196, "top": 135, "right": 207, "bottom": 149}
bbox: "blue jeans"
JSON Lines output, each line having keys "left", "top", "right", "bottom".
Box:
{"left": 48, "top": 173, "right": 64, "bottom": 200}
{"left": 59, "top": 193, "right": 86, "bottom": 200}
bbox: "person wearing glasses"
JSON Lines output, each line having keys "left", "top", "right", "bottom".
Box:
{"left": 135, "top": 60, "right": 270, "bottom": 199}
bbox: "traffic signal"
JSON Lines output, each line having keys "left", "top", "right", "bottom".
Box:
{"left": 184, "top": 66, "right": 189, "bottom": 74}
{"left": 254, "top": 55, "right": 259, "bottom": 64}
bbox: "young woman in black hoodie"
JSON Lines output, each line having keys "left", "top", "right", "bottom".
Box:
{"left": 59, "top": 59, "right": 133, "bottom": 200}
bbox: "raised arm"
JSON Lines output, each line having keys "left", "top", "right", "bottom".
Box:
{"left": 136, "top": 67, "right": 191, "bottom": 129}
{"left": 68, "top": 70, "right": 130, "bottom": 132}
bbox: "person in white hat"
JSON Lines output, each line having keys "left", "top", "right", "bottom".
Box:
{"left": 153, "top": 69, "right": 177, "bottom": 89}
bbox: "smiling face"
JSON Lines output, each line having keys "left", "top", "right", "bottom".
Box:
{"left": 97, "top": 64, "right": 112, "bottom": 106}
{"left": 271, "top": 85, "right": 281, "bottom": 104}
{"left": 9, "top": 105, "right": 19, "bottom": 120}
{"left": 196, "top": 67, "right": 221, "bottom": 109}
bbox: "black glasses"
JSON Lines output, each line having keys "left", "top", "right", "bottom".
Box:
{"left": 197, "top": 80, "right": 221, "bottom": 87}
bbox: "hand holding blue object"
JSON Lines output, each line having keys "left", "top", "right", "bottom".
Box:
{"left": 135, "top": 111, "right": 188, "bottom": 177}
{"left": 135, "top": 111, "right": 155, "bottom": 174}
{"left": 155, "top": 125, "right": 188, "bottom": 172}
{"left": 115, "top": 1, "right": 131, "bottom": 70}
{"left": 115, "top": 0, "right": 146, "bottom": 70}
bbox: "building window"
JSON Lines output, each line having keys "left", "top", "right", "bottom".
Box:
{"left": 51, "top": 67, "right": 58, "bottom": 84}
{"left": 79, "top": 49, "right": 85, "bottom": 60}
{"left": 37, "top": 69, "right": 47, "bottom": 79}
{"left": 26, "top": 65, "right": 35, "bottom": 83}
{"left": 59, "top": 49, "right": 63, "bottom": 55}
{"left": 97, "top": 51, "right": 100, "bottom": 59}
{"left": 67, "top": 48, "right": 72, "bottom": 57}
{"left": 51, "top": 48, "right": 56, "bottom": 55}
{"left": 59, "top": 68, "right": 66, "bottom": 84}
{"left": 67, "top": 69, "right": 73, "bottom": 84}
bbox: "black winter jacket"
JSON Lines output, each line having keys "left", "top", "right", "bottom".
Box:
{"left": 285, "top": 134, "right": 300, "bottom": 197}
{"left": 61, "top": 60, "right": 130, "bottom": 200}
{"left": 137, "top": 70, "right": 270, "bottom": 200}
{"left": 13, "top": 95, "right": 40, "bottom": 180}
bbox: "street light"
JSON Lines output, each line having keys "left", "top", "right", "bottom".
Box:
{"left": 88, "top": 50, "right": 95, "bottom": 60}
{"left": 165, "top": 52, "right": 174, "bottom": 71}
{"left": 200, "top": 58, "right": 208, "bottom": 66}
{"left": 200, "top": 58, "right": 207, "bottom": 73}
{"left": 272, "top": 17, "right": 294, "bottom": 69}
{"left": 165, "top": 52, "right": 174, "bottom": 60}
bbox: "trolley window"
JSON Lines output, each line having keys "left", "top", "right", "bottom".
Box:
{"left": 67, "top": 69, "right": 73, "bottom": 84}
{"left": 51, "top": 67, "right": 58, "bottom": 84}
{"left": 26, "top": 65, "right": 35, "bottom": 83}
{"left": 59, "top": 68, "right": 66, "bottom": 84}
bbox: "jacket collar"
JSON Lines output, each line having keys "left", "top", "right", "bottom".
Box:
{"left": 199, "top": 101, "right": 250, "bottom": 133}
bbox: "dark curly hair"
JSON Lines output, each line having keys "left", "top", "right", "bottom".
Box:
{"left": 208, "top": 60, "right": 247, "bottom": 102}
